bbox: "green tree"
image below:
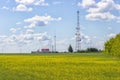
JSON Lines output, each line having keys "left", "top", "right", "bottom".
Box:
{"left": 68, "top": 45, "right": 73, "bottom": 53}
{"left": 104, "top": 33, "right": 120, "bottom": 57}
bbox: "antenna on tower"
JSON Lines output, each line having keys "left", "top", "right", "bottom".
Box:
{"left": 54, "top": 35, "right": 56, "bottom": 52}
{"left": 75, "top": 10, "right": 81, "bottom": 52}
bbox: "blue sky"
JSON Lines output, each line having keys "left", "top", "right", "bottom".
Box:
{"left": 0, "top": 0, "right": 120, "bottom": 53}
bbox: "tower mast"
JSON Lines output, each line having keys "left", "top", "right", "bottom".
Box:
{"left": 75, "top": 11, "right": 81, "bottom": 51}
{"left": 54, "top": 35, "right": 56, "bottom": 52}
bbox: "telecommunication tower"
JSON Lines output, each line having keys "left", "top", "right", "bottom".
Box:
{"left": 54, "top": 35, "right": 56, "bottom": 52}
{"left": 75, "top": 11, "right": 81, "bottom": 51}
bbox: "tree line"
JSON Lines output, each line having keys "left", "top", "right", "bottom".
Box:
{"left": 68, "top": 45, "right": 99, "bottom": 53}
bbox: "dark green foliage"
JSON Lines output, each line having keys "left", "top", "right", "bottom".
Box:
{"left": 87, "top": 48, "right": 99, "bottom": 52}
{"left": 77, "top": 50, "right": 87, "bottom": 53}
{"left": 104, "top": 33, "right": 120, "bottom": 57}
{"left": 76, "top": 48, "right": 99, "bottom": 53}
{"left": 68, "top": 45, "right": 73, "bottom": 52}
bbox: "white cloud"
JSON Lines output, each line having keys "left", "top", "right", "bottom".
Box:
{"left": 0, "top": 31, "right": 52, "bottom": 52}
{"left": 34, "top": 0, "right": 49, "bottom": 6}
{"left": 15, "top": 0, "right": 34, "bottom": 5}
{"left": 34, "top": 32, "right": 51, "bottom": 41}
{"left": 24, "top": 15, "right": 61, "bottom": 23}
{"left": 115, "top": 4, "right": 120, "bottom": 10}
{"left": 2, "top": 6, "right": 9, "bottom": 10}
{"left": 15, "top": 0, "right": 48, "bottom": 6}
{"left": 0, "top": 29, "right": 51, "bottom": 46}
{"left": 26, "top": 29, "right": 34, "bottom": 34}
{"left": 24, "top": 22, "right": 36, "bottom": 28}
{"left": 78, "top": 0, "right": 96, "bottom": 8}
{"left": 15, "top": 33, "right": 33, "bottom": 44}
{"left": 0, "top": 35, "right": 16, "bottom": 45}
{"left": 0, "top": 35, "right": 7, "bottom": 43}
{"left": 108, "top": 33, "right": 116, "bottom": 38}
{"left": 86, "top": 0, "right": 115, "bottom": 13}
{"left": 10, "top": 28, "right": 17, "bottom": 33}
{"left": 15, "top": 0, "right": 48, "bottom": 12}
{"left": 79, "top": 0, "right": 120, "bottom": 22}
{"left": 15, "top": 4, "right": 33, "bottom": 11}
{"left": 10, "top": 28, "right": 21, "bottom": 33}
{"left": 94, "top": 0, "right": 114, "bottom": 12}
{"left": 24, "top": 15, "right": 62, "bottom": 28}
{"left": 86, "top": 12, "right": 116, "bottom": 21}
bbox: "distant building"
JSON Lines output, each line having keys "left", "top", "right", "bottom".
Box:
{"left": 31, "top": 48, "right": 50, "bottom": 53}
{"left": 41, "top": 48, "right": 49, "bottom": 53}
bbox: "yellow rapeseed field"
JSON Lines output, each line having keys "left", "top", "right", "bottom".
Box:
{"left": 0, "top": 53, "right": 119, "bottom": 80}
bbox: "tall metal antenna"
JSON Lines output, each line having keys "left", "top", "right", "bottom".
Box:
{"left": 75, "top": 11, "right": 81, "bottom": 51}
{"left": 54, "top": 35, "right": 56, "bottom": 52}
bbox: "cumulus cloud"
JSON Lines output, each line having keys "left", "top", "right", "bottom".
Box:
{"left": 86, "top": 12, "right": 116, "bottom": 21}
{"left": 18, "top": 31, "right": 50, "bottom": 44}
{"left": 15, "top": 4, "right": 32, "bottom": 11}
{"left": 26, "top": 29, "right": 34, "bottom": 34}
{"left": 34, "top": 32, "right": 51, "bottom": 41}
{"left": 10, "top": 28, "right": 17, "bottom": 33}
{"left": 108, "top": 33, "right": 116, "bottom": 38}
{"left": 24, "top": 15, "right": 62, "bottom": 28}
{"left": 0, "top": 29, "right": 51, "bottom": 48}
{"left": 89, "top": 0, "right": 114, "bottom": 13}
{"left": 14, "top": 0, "right": 48, "bottom": 12}
{"left": 0, "top": 35, "right": 17, "bottom": 45}
{"left": 78, "top": 0, "right": 120, "bottom": 21}
{"left": 0, "top": 36, "right": 7, "bottom": 43}
{"left": 78, "top": 0, "right": 96, "bottom": 8}
{"left": 34, "top": 0, "right": 49, "bottom": 6}
{"left": 15, "top": 0, "right": 34, "bottom": 5}
{"left": 10, "top": 28, "right": 21, "bottom": 33}
{"left": 15, "top": 0, "right": 48, "bottom": 6}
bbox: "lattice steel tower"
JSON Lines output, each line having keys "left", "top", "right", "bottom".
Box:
{"left": 75, "top": 11, "right": 81, "bottom": 51}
